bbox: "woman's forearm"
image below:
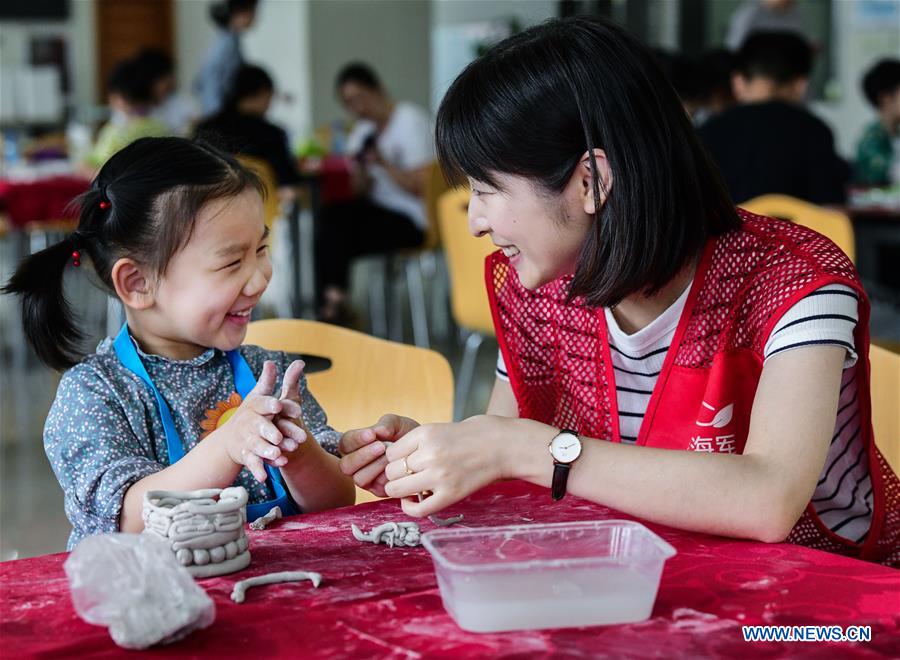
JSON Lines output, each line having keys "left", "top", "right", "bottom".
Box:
{"left": 120, "top": 432, "right": 241, "bottom": 533}
{"left": 505, "top": 418, "right": 811, "bottom": 543}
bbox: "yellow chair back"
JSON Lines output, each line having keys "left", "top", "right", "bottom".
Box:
{"left": 437, "top": 188, "right": 496, "bottom": 336}
{"left": 741, "top": 194, "right": 855, "bottom": 262}
{"left": 871, "top": 345, "right": 900, "bottom": 474}
{"left": 244, "top": 319, "right": 454, "bottom": 503}
{"left": 421, "top": 161, "right": 452, "bottom": 251}
{"left": 237, "top": 155, "right": 282, "bottom": 230}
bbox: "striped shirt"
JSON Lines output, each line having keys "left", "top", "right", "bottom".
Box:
{"left": 496, "top": 283, "right": 871, "bottom": 542}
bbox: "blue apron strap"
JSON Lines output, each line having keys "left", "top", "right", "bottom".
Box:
{"left": 226, "top": 349, "right": 298, "bottom": 517}
{"left": 113, "top": 324, "right": 186, "bottom": 463}
{"left": 114, "top": 324, "right": 297, "bottom": 517}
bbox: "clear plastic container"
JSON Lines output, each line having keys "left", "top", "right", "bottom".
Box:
{"left": 421, "top": 520, "right": 676, "bottom": 632}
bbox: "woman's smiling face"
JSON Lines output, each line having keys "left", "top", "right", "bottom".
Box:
{"left": 466, "top": 172, "right": 594, "bottom": 289}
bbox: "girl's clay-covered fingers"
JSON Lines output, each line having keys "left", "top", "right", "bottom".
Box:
{"left": 349, "top": 454, "right": 389, "bottom": 488}
{"left": 249, "top": 395, "right": 283, "bottom": 416}
{"left": 338, "top": 427, "right": 380, "bottom": 455}
{"left": 249, "top": 360, "right": 278, "bottom": 397}
{"left": 263, "top": 454, "right": 289, "bottom": 468}
{"left": 275, "top": 418, "right": 308, "bottom": 444}
{"left": 257, "top": 419, "right": 284, "bottom": 446}
{"left": 339, "top": 439, "right": 386, "bottom": 476}
{"left": 249, "top": 436, "right": 282, "bottom": 462}
{"left": 242, "top": 449, "right": 268, "bottom": 482}
{"left": 277, "top": 397, "right": 303, "bottom": 420}
{"left": 279, "top": 359, "right": 306, "bottom": 401}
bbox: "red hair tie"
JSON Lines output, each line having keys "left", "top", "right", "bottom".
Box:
{"left": 99, "top": 200, "right": 111, "bottom": 210}
{"left": 71, "top": 250, "right": 81, "bottom": 267}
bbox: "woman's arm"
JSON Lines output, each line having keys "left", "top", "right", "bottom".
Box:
{"left": 384, "top": 345, "right": 846, "bottom": 543}
{"left": 485, "top": 377, "right": 518, "bottom": 417}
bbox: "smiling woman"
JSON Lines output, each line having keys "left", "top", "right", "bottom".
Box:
{"left": 338, "top": 16, "right": 899, "bottom": 566}
{"left": 2, "top": 137, "right": 354, "bottom": 549}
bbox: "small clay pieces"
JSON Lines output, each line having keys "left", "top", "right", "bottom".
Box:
{"left": 143, "top": 487, "right": 251, "bottom": 578}
{"left": 249, "top": 505, "right": 282, "bottom": 531}
{"left": 429, "top": 513, "right": 464, "bottom": 527}
{"left": 351, "top": 521, "right": 422, "bottom": 547}
{"left": 231, "top": 571, "right": 322, "bottom": 603}
{"left": 416, "top": 492, "right": 464, "bottom": 527}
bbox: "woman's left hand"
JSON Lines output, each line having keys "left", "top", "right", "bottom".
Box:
{"left": 383, "top": 415, "right": 519, "bottom": 517}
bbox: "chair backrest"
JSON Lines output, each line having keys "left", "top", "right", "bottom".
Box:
{"left": 245, "top": 319, "right": 454, "bottom": 504}
{"left": 421, "top": 161, "right": 452, "bottom": 251}
{"left": 245, "top": 319, "right": 453, "bottom": 430}
{"left": 741, "top": 194, "right": 856, "bottom": 262}
{"left": 237, "top": 155, "right": 282, "bottom": 230}
{"left": 871, "top": 344, "right": 900, "bottom": 474}
{"left": 437, "top": 188, "right": 496, "bottom": 336}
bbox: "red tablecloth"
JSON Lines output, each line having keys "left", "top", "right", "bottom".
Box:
{"left": 0, "top": 176, "right": 89, "bottom": 228}
{"left": 1, "top": 481, "right": 897, "bottom": 658}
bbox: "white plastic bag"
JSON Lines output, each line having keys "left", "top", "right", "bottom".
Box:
{"left": 64, "top": 533, "right": 215, "bottom": 649}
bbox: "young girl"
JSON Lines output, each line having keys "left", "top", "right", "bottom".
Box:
{"left": 338, "top": 17, "right": 899, "bottom": 565}
{"left": 4, "top": 137, "right": 354, "bottom": 549}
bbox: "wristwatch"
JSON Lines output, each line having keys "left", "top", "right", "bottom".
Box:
{"left": 548, "top": 429, "right": 582, "bottom": 501}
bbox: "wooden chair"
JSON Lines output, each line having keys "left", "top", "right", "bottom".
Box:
{"left": 244, "top": 319, "right": 454, "bottom": 503}
{"left": 437, "top": 187, "right": 498, "bottom": 419}
{"left": 741, "top": 194, "right": 856, "bottom": 262}
{"left": 871, "top": 344, "right": 900, "bottom": 474}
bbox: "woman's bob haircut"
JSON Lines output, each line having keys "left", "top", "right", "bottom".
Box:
{"left": 436, "top": 16, "right": 740, "bottom": 307}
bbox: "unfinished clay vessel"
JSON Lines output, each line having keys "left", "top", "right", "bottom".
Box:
{"left": 143, "top": 487, "right": 251, "bottom": 578}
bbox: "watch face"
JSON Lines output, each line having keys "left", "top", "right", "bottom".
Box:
{"left": 550, "top": 432, "right": 582, "bottom": 463}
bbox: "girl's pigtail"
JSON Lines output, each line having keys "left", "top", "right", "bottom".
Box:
{"left": 2, "top": 234, "right": 85, "bottom": 370}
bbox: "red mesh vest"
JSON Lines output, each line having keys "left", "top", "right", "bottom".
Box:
{"left": 486, "top": 210, "right": 899, "bottom": 565}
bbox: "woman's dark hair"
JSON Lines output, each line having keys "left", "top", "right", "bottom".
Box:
{"left": 2, "top": 137, "right": 264, "bottom": 371}
{"left": 335, "top": 62, "right": 382, "bottom": 92}
{"left": 734, "top": 31, "right": 813, "bottom": 84}
{"left": 862, "top": 58, "right": 900, "bottom": 108}
{"left": 210, "top": 0, "right": 258, "bottom": 29}
{"left": 223, "top": 64, "right": 274, "bottom": 111}
{"left": 436, "top": 15, "right": 739, "bottom": 307}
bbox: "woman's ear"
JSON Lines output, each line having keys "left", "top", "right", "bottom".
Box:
{"left": 111, "top": 258, "right": 154, "bottom": 310}
{"left": 574, "top": 148, "right": 613, "bottom": 215}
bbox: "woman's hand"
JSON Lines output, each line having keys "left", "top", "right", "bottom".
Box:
{"left": 338, "top": 414, "right": 420, "bottom": 497}
{"left": 383, "top": 415, "right": 518, "bottom": 517}
{"left": 217, "top": 361, "right": 302, "bottom": 482}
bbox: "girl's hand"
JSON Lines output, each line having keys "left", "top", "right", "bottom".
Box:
{"left": 219, "top": 361, "right": 294, "bottom": 482}
{"left": 338, "top": 414, "right": 420, "bottom": 497}
{"left": 272, "top": 359, "right": 312, "bottom": 450}
{"left": 382, "top": 415, "right": 514, "bottom": 516}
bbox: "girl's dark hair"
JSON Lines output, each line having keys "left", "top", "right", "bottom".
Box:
{"left": 436, "top": 16, "right": 739, "bottom": 307}
{"left": 210, "top": 0, "right": 258, "bottom": 29}
{"left": 223, "top": 64, "right": 274, "bottom": 111}
{"left": 2, "top": 137, "right": 264, "bottom": 371}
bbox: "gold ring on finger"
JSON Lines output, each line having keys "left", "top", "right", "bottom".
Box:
{"left": 402, "top": 456, "right": 414, "bottom": 476}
